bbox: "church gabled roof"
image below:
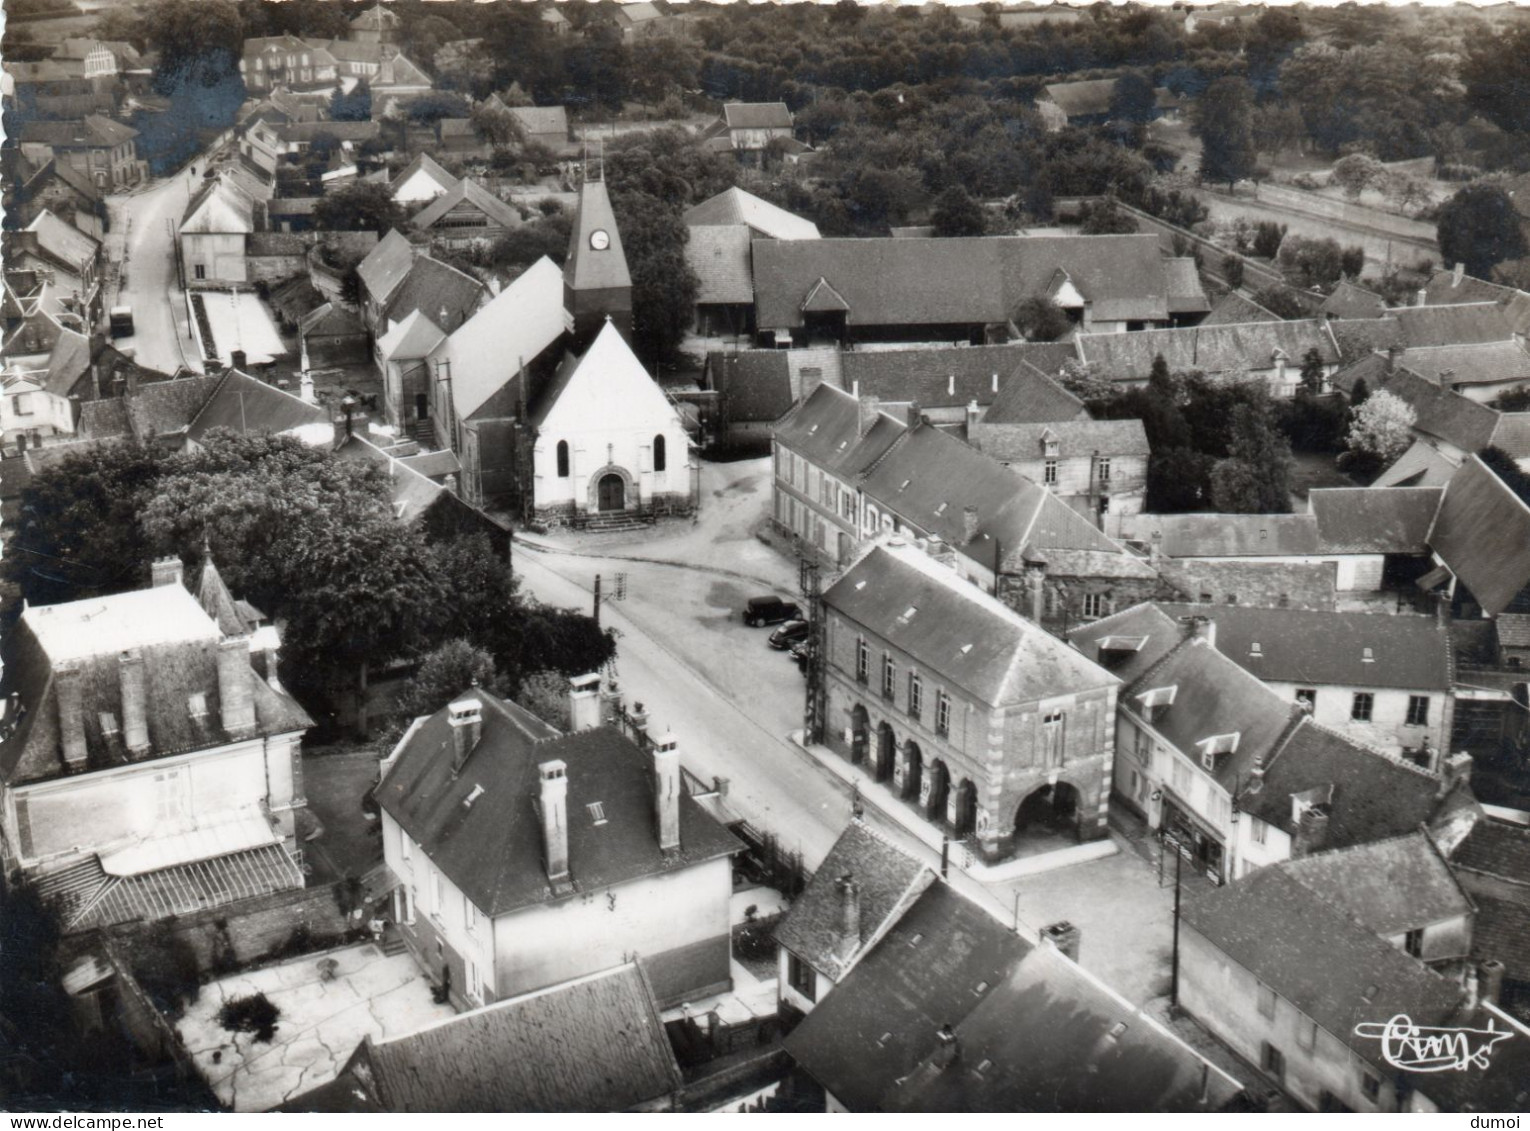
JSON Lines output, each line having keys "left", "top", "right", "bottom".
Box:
{"left": 563, "top": 178, "right": 631, "bottom": 295}
{"left": 530, "top": 319, "right": 677, "bottom": 432}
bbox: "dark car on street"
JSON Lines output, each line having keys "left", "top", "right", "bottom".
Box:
{"left": 743, "top": 595, "right": 802, "bottom": 626}
{"left": 769, "top": 619, "right": 810, "bottom": 650}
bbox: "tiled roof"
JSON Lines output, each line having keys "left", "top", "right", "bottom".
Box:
{"left": 1451, "top": 816, "right": 1530, "bottom": 887}
{"left": 376, "top": 695, "right": 740, "bottom": 918}
{"left": 1329, "top": 315, "right": 1404, "bottom": 360}
{"left": 1308, "top": 485, "right": 1442, "bottom": 554}
{"left": 298, "top": 302, "right": 363, "bottom": 339}
{"left": 685, "top": 225, "right": 754, "bottom": 305}
{"left": 1421, "top": 269, "right": 1530, "bottom": 338}
{"left": 384, "top": 255, "right": 485, "bottom": 331}
{"left": 1321, "top": 281, "right": 1387, "bottom": 320}
{"left": 376, "top": 309, "right": 445, "bottom": 361}
{"left": 564, "top": 179, "right": 631, "bottom": 293}
{"left": 507, "top": 105, "right": 569, "bottom": 139}
{"left": 1334, "top": 357, "right": 1502, "bottom": 453}
{"left": 772, "top": 382, "right": 904, "bottom": 479}
{"left": 1398, "top": 341, "right": 1530, "bottom": 388}
{"left": 1494, "top": 613, "right": 1530, "bottom": 649}
{"left": 1193, "top": 292, "right": 1279, "bottom": 332}
{"left": 1492, "top": 413, "right": 1530, "bottom": 461}
{"left": 708, "top": 349, "right": 793, "bottom": 424}
{"left": 1393, "top": 302, "right": 1514, "bottom": 348}
{"left": 842, "top": 343, "right": 1080, "bottom": 411}
{"left": 411, "top": 178, "right": 523, "bottom": 233}
{"left": 1371, "top": 439, "right": 1461, "bottom": 489}
{"left": 389, "top": 152, "right": 459, "bottom": 197}
{"left": 1041, "top": 78, "right": 1116, "bottom": 119}
{"left": 332, "top": 434, "right": 447, "bottom": 525}
{"left": 1270, "top": 832, "right": 1470, "bottom": 938}
{"left": 616, "top": 1, "right": 665, "bottom": 25}
{"left": 1162, "top": 257, "right": 1208, "bottom": 313}
{"left": 24, "top": 209, "right": 99, "bottom": 269}
{"left": 783, "top": 882, "right": 1033, "bottom": 1113}
{"left": 123, "top": 375, "right": 223, "bottom": 442}
{"left": 1180, "top": 866, "right": 1463, "bottom": 1069}
{"left": 1077, "top": 319, "right": 1339, "bottom": 380}
{"left": 18, "top": 113, "right": 137, "bottom": 148}
{"left": 971, "top": 419, "right": 1150, "bottom": 461}
{"left": 1124, "top": 512, "right": 1320, "bottom": 558}
{"left": 1462, "top": 892, "right": 1530, "bottom": 987}
{"left": 440, "top": 256, "right": 567, "bottom": 421}
{"left": 753, "top": 235, "right": 1176, "bottom": 330}
{"left": 884, "top": 943, "right": 1243, "bottom": 1112}
{"left": 979, "top": 356, "right": 1090, "bottom": 422}
{"left": 1428, "top": 456, "right": 1530, "bottom": 617}
{"left": 823, "top": 541, "right": 1119, "bottom": 706}
{"left": 185, "top": 370, "right": 329, "bottom": 443}
{"left": 682, "top": 187, "right": 820, "bottom": 240}
{"left": 774, "top": 822, "right": 933, "bottom": 980}
{"left": 356, "top": 229, "right": 418, "bottom": 306}
{"left": 343, "top": 964, "right": 682, "bottom": 1112}
{"left": 722, "top": 102, "right": 792, "bottom": 130}
{"left": 1067, "top": 602, "right": 1186, "bottom": 685}
{"left": 41, "top": 327, "right": 91, "bottom": 397}
{"left": 180, "top": 176, "right": 255, "bottom": 235}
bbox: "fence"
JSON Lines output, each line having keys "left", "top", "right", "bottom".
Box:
{"left": 1254, "top": 183, "right": 1438, "bottom": 245}
{"left": 1110, "top": 199, "right": 1290, "bottom": 295}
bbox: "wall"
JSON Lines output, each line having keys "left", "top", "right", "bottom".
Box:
{"left": 245, "top": 251, "right": 307, "bottom": 284}
{"left": 772, "top": 443, "right": 858, "bottom": 563}
{"left": 181, "top": 232, "right": 247, "bottom": 284}
{"left": 1260, "top": 679, "right": 1447, "bottom": 761}
{"left": 3, "top": 386, "right": 74, "bottom": 444}
{"left": 1155, "top": 560, "right": 1337, "bottom": 612}
{"left": 532, "top": 420, "right": 691, "bottom": 517}
{"left": 9, "top": 734, "right": 301, "bottom": 868}
{"left": 1179, "top": 924, "right": 1404, "bottom": 1112}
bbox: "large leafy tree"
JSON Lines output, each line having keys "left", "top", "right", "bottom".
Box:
{"left": 1109, "top": 72, "right": 1157, "bottom": 125}
{"left": 312, "top": 183, "right": 406, "bottom": 237}
{"left": 1210, "top": 393, "right": 1296, "bottom": 513}
{"left": 1192, "top": 76, "right": 1257, "bottom": 189}
{"left": 1461, "top": 24, "right": 1530, "bottom": 137}
{"left": 1436, "top": 185, "right": 1529, "bottom": 282}
{"left": 1346, "top": 389, "right": 1416, "bottom": 466}
{"left": 930, "top": 185, "right": 986, "bottom": 238}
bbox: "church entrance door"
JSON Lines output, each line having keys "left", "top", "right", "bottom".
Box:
{"left": 597, "top": 473, "right": 626, "bottom": 512}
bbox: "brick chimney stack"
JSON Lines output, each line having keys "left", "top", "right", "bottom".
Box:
{"left": 119, "top": 648, "right": 150, "bottom": 754}
{"left": 567, "top": 672, "right": 602, "bottom": 732}
{"left": 448, "top": 691, "right": 483, "bottom": 775}
{"left": 907, "top": 400, "right": 923, "bottom": 430}
{"left": 1291, "top": 802, "right": 1330, "bottom": 857}
{"left": 1180, "top": 614, "right": 1217, "bottom": 650}
{"left": 216, "top": 636, "right": 257, "bottom": 738}
{"left": 858, "top": 394, "right": 881, "bottom": 438}
{"left": 55, "top": 659, "right": 88, "bottom": 769}
{"left": 933, "top": 1024, "right": 960, "bottom": 1070}
{"left": 1480, "top": 959, "right": 1506, "bottom": 1006}
{"left": 965, "top": 399, "right": 981, "bottom": 437}
{"left": 962, "top": 505, "right": 980, "bottom": 545}
{"left": 835, "top": 873, "right": 861, "bottom": 962}
{"left": 151, "top": 557, "right": 185, "bottom": 588}
{"left": 539, "top": 760, "right": 570, "bottom": 882}
{"left": 653, "top": 731, "right": 681, "bottom": 853}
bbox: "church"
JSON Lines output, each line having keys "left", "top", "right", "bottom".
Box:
{"left": 384, "top": 174, "right": 694, "bottom": 525}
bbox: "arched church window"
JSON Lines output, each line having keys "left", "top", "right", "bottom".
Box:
{"left": 653, "top": 434, "right": 666, "bottom": 473}
{"left": 556, "top": 440, "right": 570, "bottom": 478}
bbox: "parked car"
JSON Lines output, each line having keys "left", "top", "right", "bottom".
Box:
{"left": 769, "top": 619, "right": 810, "bottom": 650}
{"left": 743, "top": 595, "right": 802, "bottom": 626}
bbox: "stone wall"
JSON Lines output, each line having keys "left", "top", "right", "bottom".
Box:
{"left": 1157, "top": 560, "right": 1337, "bottom": 612}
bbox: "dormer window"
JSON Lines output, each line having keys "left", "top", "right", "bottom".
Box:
{"left": 1249, "top": 642, "right": 1263, "bottom": 659}
{"left": 1137, "top": 685, "right": 1178, "bottom": 712}
{"left": 187, "top": 692, "right": 208, "bottom": 718}
{"left": 1042, "top": 432, "right": 1060, "bottom": 459}
{"left": 1362, "top": 647, "right": 1374, "bottom": 663}
{"left": 98, "top": 711, "right": 119, "bottom": 737}
{"left": 1197, "top": 731, "right": 1240, "bottom": 769}
{"left": 586, "top": 801, "right": 607, "bottom": 825}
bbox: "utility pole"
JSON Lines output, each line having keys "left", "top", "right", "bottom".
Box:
{"left": 1170, "top": 834, "right": 1184, "bottom": 1010}
{"left": 800, "top": 554, "right": 824, "bottom": 746}
{"left": 593, "top": 573, "right": 601, "bottom": 628}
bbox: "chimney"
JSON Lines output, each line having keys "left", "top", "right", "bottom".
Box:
{"left": 1041, "top": 920, "right": 1081, "bottom": 962}
{"left": 1181, "top": 614, "right": 1216, "bottom": 650}
{"left": 1291, "top": 802, "right": 1330, "bottom": 857}
{"left": 1453, "top": 262, "right": 1465, "bottom": 287}
{"left": 447, "top": 691, "right": 483, "bottom": 775}
{"left": 231, "top": 349, "right": 247, "bottom": 372}
{"left": 55, "top": 659, "right": 88, "bottom": 769}
{"left": 858, "top": 394, "right": 880, "bottom": 437}
{"left": 835, "top": 873, "right": 861, "bottom": 961}
{"left": 151, "top": 556, "right": 185, "bottom": 588}
{"left": 299, "top": 370, "right": 316, "bottom": 404}
{"left": 538, "top": 759, "right": 570, "bottom": 882}
{"left": 125, "top": 365, "right": 140, "bottom": 396}
{"left": 1027, "top": 566, "right": 1045, "bottom": 624}
{"left": 1386, "top": 344, "right": 1402, "bottom": 374}
{"left": 1415, "top": 287, "right": 1426, "bottom": 308}
{"left": 119, "top": 648, "right": 150, "bottom": 754}
{"left": 1439, "top": 752, "right": 1472, "bottom": 797}
{"left": 932, "top": 1024, "right": 960, "bottom": 1070}
{"left": 216, "top": 635, "right": 257, "bottom": 738}
{"left": 962, "top": 505, "right": 980, "bottom": 545}
{"left": 907, "top": 400, "right": 922, "bottom": 429}
{"left": 965, "top": 399, "right": 980, "bottom": 437}
{"left": 946, "top": 374, "right": 955, "bottom": 397}
{"left": 1479, "top": 959, "right": 1506, "bottom": 1006}
{"left": 567, "top": 671, "right": 602, "bottom": 732}
{"left": 90, "top": 362, "right": 101, "bottom": 399}
{"left": 653, "top": 731, "right": 681, "bottom": 852}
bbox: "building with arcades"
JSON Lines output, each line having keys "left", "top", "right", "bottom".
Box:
{"left": 818, "top": 538, "right": 1120, "bottom": 862}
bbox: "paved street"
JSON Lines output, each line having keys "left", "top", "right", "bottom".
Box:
{"left": 104, "top": 163, "right": 207, "bottom": 374}
{"left": 513, "top": 457, "right": 1178, "bottom": 1007}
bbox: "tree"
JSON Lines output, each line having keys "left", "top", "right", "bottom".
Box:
{"left": 1213, "top": 393, "right": 1295, "bottom": 512}
{"left": 1014, "top": 296, "right": 1070, "bottom": 343}
{"left": 1332, "top": 153, "right": 1384, "bottom": 200}
{"left": 1299, "top": 347, "right": 1327, "bottom": 396}
{"left": 141, "top": 0, "right": 243, "bottom": 97}
{"left": 930, "top": 185, "right": 986, "bottom": 238}
{"left": 1109, "top": 72, "right": 1157, "bottom": 125}
{"left": 329, "top": 81, "right": 371, "bottom": 122}
{"left": 312, "top": 182, "right": 405, "bottom": 236}
{"left": 1079, "top": 199, "right": 1138, "bottom": 235}
{"left": 1192, "top": 76, "right": 1257, "bottom": 190}
{"left": 1278, "top": 235, "right": 1346, "bottom": 288}
{"left": 1209, "top": 457, "right": 1266, "bottom": 513}
{"left": 1147, "top": 446, "right": 1214, "bottom": 512}
{"left": 1339, "top": 245, "right": 1366, "bottom": 281}
{"left": 404, "top": 90, "right": 472, "bottom": 126}
{"left": 608, "top": 189, "right": 698, "bottom": 368}
{"left": 1437, "top": 185, "right": 1529, "bottom": 281}
{"left": 1251, "top": 284, "right": 1310, "bottom": 320}
{"left": 1347, "top": 389, "right": 1417, "bottom": 465}
{"left": 1385, "top": 173, "right": 1431, "bottom": 213}
{"left": 471, "top": 100, "right": 526, "bottom": 148}
{"left": 1462, "top": 25, "right": 1530, "bottom": 137}
{"left": 1222, "top": 255, "right": 1245, "bottom": 290}
{"left": 1350, "top": 376, "right": 1371, "bottom": 408}
{"left": 398, "top": 640, "right": 503, "bottom": 718}
{"left": 1491, "top": 385, "right": 1530, "bottom": 413}
{"left": 1055, "top": 359, "right": 1114, "bottom": 403}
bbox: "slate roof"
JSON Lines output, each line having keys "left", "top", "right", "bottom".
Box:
{"left": 1040, "top": 79, "right": 1117, "bottom": 119}
{"left": 1461, "top": 892, "right": 1530, "bottom": 988}
{"left": 1077, "top": 319, "right": 1339, "bottom": 380}
{"left": 439, "top": 256, "right": 567, "bottom": 421}
{"left": 185, "top": 370, "right": 330, "bottom": 443}
{"left": 0, "top": 584, "right": 312, "bottom": 787}
{"left": 753, "top": 235, "right": 1178, "bottom": 330}
{"left": 410, "top": 178, "right": 523, "bottom": 233}
{"left": 884, "top": 943, "right": 1244, "bottom": 1113}
{"left": 1372, "top": 439, "right": 1462, "bottom": 489}
{"left": 1067, "top": 602, "right": 1186, "bottom": 685}
{"left": 1399, "top": 341, "right": 1530, "bottom": 389}
{"left": 19, "top": 114, "right": 137, "bottom": 148}
{"left": 772, "top": 383, "right": 904, "bottom": 480}
{"left": 722, "top": 102, "right": 792, "bottom": 131}
{"left": 375, "top": 309, "right": 445, "bottom": 362}
{"left": 708, "top": 349, "right": 793, "bottom": 424}
{"left": 507, "top": 105, "right": 570, "bottom": 139}
{"left": 356, "top": 229, "right": 417, "bottom": 306}
{"left": 24, "top": 210, "right": 99, "bottom": 270}
{"left": 384, "top": 256, "right": 485, "bottom": 331}
{"left": 1492, "top": 413, "right": 1530, "bottom": 462}
{"left": 774, "top": 822, "right": 934, "bottom": 981}
{"left": 123, "top": 376, "right": 223, "bottom": 443}
{"left": 978, "top": 357, "right": 1090, "bottom": 422}
{"left": 685, "top": 225, "right": 754, "bottom": 305}
{"left": 1329, "top": 315, "right": 1404, "bottom": 360}
{"left": 1279, "top": 831, "right": 1471, "bottom": 939}
{"left": 1321, "top": 281, "right": 1387, "bottom": 320}
{"left": 842, "top": 343, "right": 1081, "bottom": 411}
{"left": 376, "top": 696, "right": 741, "bottom": 918}
{"left": 1180, "top": 866, "right": 1464, "bottom": 1069}
{"left": 1452, "top": 816, "right": 1530, "bottom": 887}
{"left": 1333, "top": 357, "right": 1502, "bottom": 453}
{"left": 1308, "top": 485, "right": 1443, "bottom": 554}
{"left": 329, "top": 963, "right": 681, "bottom": 1112}
{"left": 1127, "top": 512, "right": 1320, "bottom": 558}
{"left": 1241, "top": 720, "right": 1447, "bottom": 850}
{"left": 565, "top": 178, "right": 631, "bottom": 294}
{"left": 682, "top": 187, "right": 820, "bottom": 240}
{"left": 1421, "top": 269, "right": 1530, "bottom": 338}
{"left": 1162, "top": 257, "right": 1207, "bottom": 314}
{"left": 783, "top": 882, "right": 1033, "bottom": 1113}
{"left": 824, "top": 542, "right": 1119, "bottom": 706}
{"left": 40, "top": 328, "right": 91, "bottom": 397}
{"left": 1427, "top": 456, "right": 1530, "bottom": 617}
{"left": 971, "top": 419, "right": 1150, "bottom": 462}
{"left": 298, "top": 303, "right": 364, "bottom": 339}
{"left": 332, "top": 434, "right": 447, "bottom": 524}
{"left": 1393, "top": 303, "right": 1514, "bottom": 348}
